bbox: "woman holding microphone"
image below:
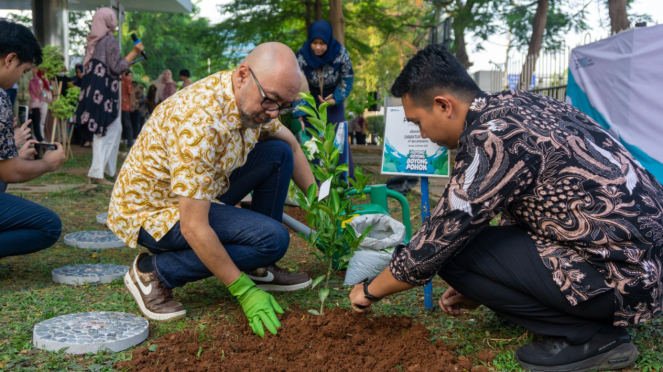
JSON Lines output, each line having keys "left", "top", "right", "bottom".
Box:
{"left": 73, "top": 7, "right": 144, "bottom": 185}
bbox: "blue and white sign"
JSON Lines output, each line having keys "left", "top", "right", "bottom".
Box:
{"left": 507, "top": 73, "right": 536, "bottom": 90}
{"left": 381, "top": 107, "right": 450, "bottom": 177}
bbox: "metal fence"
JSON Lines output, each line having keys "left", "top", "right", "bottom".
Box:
{"left": 503, "top": 46, "right": 571, "bottom": 100}
{"left": 489, "top": 33, "right": 610, "bottom": 100}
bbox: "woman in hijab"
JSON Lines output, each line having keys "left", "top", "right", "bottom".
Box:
{"left": 294, "top": 20, "right": 355, "bottom": 176}
{"left": 73, "top": 7, "right": 144, "bottom": 185}
{"left": 154, "top": 69, "right": 177, "bottom": 104}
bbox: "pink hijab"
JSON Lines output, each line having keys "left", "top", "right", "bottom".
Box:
{"left": 83, "top": 8, "right": 117, "bottom": 66}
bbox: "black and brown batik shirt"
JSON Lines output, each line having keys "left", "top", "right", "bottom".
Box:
{"left": 389, "top": 90, "right": 663, "bottom": 327}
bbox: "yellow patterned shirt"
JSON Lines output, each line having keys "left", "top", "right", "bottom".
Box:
{"left": 108, "top": 71, "right": 283, "bottom": 248}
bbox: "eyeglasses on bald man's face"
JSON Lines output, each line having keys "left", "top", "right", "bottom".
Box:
{"left": 248, "top": 67, "right": 295, "bottom": 116}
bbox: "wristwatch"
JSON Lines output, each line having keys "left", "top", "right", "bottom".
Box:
{"left": 362, "top": 278, "right": 382, "bottom": 302}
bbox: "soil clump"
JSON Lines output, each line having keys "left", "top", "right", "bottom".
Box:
{"left": 117, "top": 308, "right": 483, "bottom": 372}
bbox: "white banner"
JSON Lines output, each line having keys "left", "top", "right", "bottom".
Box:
{"left": 566, "top": 24, "right": 663, "bottom": 182}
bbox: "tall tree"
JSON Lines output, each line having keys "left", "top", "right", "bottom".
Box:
{"left": 121, "top": 4, "right": 217, "bottom": 80}
{"left": 214, "top": 0, "right": 435, "bottom": 98}
{"left": 329, "top": 0, "right": 345, "bottom": 45}
{"left": 518, "top": 0, "right": 548, "bottom": 89}
{"left": 4, "top": 11, "right": 94, "bottom": 59}
{"left": 442, "top": 0, "right": 502, "bottom": 70}
{"left": 608, "top": 0, "right": 629, "bottom": 34}
{"left": 503, "top": 0, "right": 590, "bottom": 89}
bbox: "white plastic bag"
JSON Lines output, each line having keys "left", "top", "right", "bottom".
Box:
{"left": 344, "top": 214, "right": 406, "bottom": 285}
{"left": 349, "top": 214, "right": 406, "bottom": 251}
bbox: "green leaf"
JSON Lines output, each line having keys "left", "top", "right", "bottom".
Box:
{"left": 330, "top": 188, "right": 341, "bottom": 212}
{"left": 306, "top": 183, "right": 317, "bottom": 206}
{"left": 330, "top": 149, "right": 340, "bottom": 164}
{"left": 304, "top": 213, "right": 317, "bottom": 227}
{"left": 340, "top": 198, "right": 351, "bottom": 211}
{"left": 318, "top": 101, "right": 330, "bottom": 123}
{"left": 308, "top": 117, "right": 326, "bottom": 133}
{"left": 148, "top": 344, "right": 158, "bottom": 352}
{"left": 318, "top": 288, "right": 330, "bottom": 303}
{"left": 299, "top": 92, "right": 316, "bottom": 107}
{"left": 306, "top": 128, "right": 322, "bottom": 141}
{"left": 308, "top": 309, "right": 320, "bottom": 316}
{"left": 312, "top": 167, "right": 327, "bottom": 181}
{"left": 197, "top": 346, "right": 203, "bottom": 357}
{"left": 323, "top": 140, "right": 334, "bottom": 154}
{"left": 311, "top": 274, "right": 326, "bottom": 289}
{"left": 315, "top": 204, "right": 335, "bottom": 219}
{"left": 296, "top": 197, "right": 310, "bottom": 211}
{"left": 334, "top": 164, "right": 349, "bottom": 175}
{"left": 297, "top": 104, "right": 317, "bottom": 118}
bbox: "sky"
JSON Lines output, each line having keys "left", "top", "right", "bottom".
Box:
{"left": 1, "top": 0, "right": 662, "bottom": 73}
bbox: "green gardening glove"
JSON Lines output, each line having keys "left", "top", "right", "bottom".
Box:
{"left": 227, "top": 272, "right": 284, "bottom": 338}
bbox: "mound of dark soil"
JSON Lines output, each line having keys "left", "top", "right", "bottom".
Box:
{"left": 117, "top": 308, "right": 488, "bottom": 372}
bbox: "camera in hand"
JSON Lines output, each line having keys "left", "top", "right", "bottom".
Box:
{"left": 34, "top": 142, "right": 57, "bottom": 159}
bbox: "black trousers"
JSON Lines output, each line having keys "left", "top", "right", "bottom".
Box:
{"left": 131, "top": 110, "right": 142, "bottom": 139}
{"left": 121, "top": 111, "right": 133, "bottom": 145}
{"left": 438, "top": 225, "right": 615, "bottom": 345}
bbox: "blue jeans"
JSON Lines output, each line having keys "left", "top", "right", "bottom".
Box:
{"left": 137, "top": 139, "right": 294, "bottom": 289}
{"left": 0, "top": 192, "right": 62, "bottom": 258}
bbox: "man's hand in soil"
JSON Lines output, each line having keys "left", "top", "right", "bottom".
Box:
{"left": 349, "top": 284, "right": 373, "bottom": 313}
{"left": 438, "top": 286, "right": 480, "bottom": 316}
{"left": 349, "top": 268, "right": 415, "bottom": 313}
{"left": 228, "top": 273, "right": 283, "bottom": 338}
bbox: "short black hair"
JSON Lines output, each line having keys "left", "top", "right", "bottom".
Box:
{"left": 0, "top": 18, "right": 42, "bottom": 65}
{"left": 391, "top": 44, "right": 479, "bottom": 107}
{"left": 179, "top": 69, "right": 190, "bottom": 78}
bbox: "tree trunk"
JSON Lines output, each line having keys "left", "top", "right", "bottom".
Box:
{"left": 329, "top": 0, "right": 345, "bottom": 46}
{"left": 305, "top": 0, "right": 313, "bottom": 32}
{"left": 454, "top": 32, "right": 472, "bottom": 69}
{"left": 450, "top": 1, "right": 475, "bottom": 70}
{"left": 608, "top": 0, "right": 629, "bottom": 34}
{"left": 315, "top": 0, "right": 322, "bottom": 21}
{"left": 518, "top": 0, "right": 548, "bottom": 90}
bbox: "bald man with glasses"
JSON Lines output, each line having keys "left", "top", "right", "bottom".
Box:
{"left": 108, "top": 42, "right": 315, "bottom": 337}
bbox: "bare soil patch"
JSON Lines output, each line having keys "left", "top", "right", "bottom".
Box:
{"left": 117, "top": 308, "right": 485, "bottom": 372}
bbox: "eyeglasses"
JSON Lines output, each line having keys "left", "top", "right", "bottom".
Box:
{"left": 248, "top": 68, "right": 294, "bottom": 115}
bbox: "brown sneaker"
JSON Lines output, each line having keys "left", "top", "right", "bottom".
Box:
{"left": 124, "top": 253, "right": 186, "bottom": 321}
{"left": 246, "top": 264, "right": 312, "bottom": 291}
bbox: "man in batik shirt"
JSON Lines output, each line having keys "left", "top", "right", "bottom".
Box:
{"left": 350, "top": 44, "right": 663, "bottom": 372}
{"left": 109, "top": 43, "right": 315, "bottom": 338}
{"left": 0, "top": 19, "right": 65, "bottom": 260}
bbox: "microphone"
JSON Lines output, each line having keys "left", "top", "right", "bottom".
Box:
{"left": 130, "top": 33, "right": 148, "bottom": 61}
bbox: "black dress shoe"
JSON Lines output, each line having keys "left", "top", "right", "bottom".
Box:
{"left": 515, "top": 327, "right": 637, "bottom": 372}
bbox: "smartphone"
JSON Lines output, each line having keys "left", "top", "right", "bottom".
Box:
{"left": 34, "top": 142, "right": 57, "bottom": 160}
{"left": 18, "top": 105, "right": 28, "bottom": 125}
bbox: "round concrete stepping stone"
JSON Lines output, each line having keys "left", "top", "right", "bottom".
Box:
{"left": 52, "top": 264, "right": 129, "bottom": 286}
{"left": 64, "top": 231, "right": 125, "bottom": 249}
{"left": 33, "top": 312, "right": 148, "bottom": 354}
{"left": 96, "top": 212, "right": 108, "bottom": 225}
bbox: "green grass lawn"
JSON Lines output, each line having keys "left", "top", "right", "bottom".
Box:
{"left": 1, "top": 154, "right": 662, "bottom": 371}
